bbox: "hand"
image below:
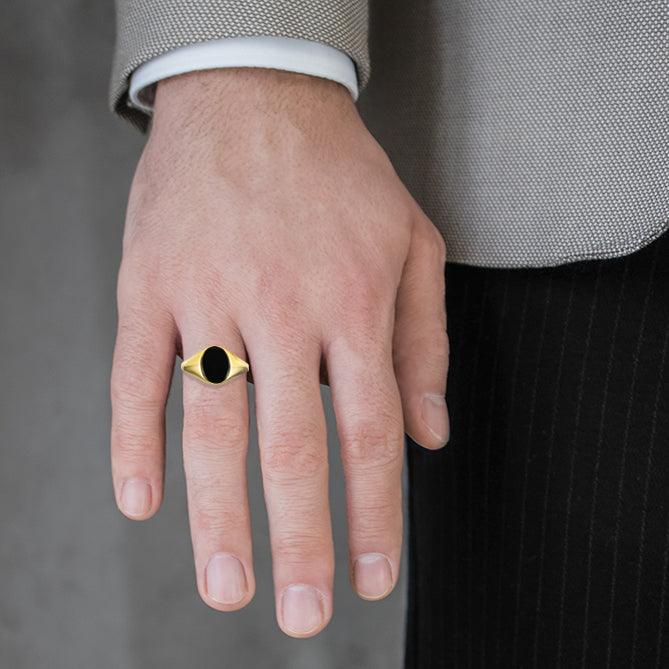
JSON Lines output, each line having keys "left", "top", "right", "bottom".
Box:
{"left": 110, "top": 68, "right": 449, "bottom": 638}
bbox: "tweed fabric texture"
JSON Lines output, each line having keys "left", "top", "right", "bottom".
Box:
{"left": 110, "top": 0, "right": 369, "bottom": 132}
{"left": 111, "top": 0, "right": 669, "bottom": 268}
{"left": 358, "top": 0, "right": 669, "bottom": 267}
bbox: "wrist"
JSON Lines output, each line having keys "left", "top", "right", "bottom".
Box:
{"left": 152, "top": 67, "right": 358, "bottom": 134}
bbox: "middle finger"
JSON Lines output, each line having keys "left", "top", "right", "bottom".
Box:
{"left": 250, "top": 331, "right": 334, "bottom": 638}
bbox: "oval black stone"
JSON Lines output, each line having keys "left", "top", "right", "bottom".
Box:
{"left": 201, "top": 346, "right": 230, "bottom": 384}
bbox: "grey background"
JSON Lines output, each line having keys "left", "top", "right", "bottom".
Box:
{"left": 0, "top": 2, "right": 407, "bottom": 667}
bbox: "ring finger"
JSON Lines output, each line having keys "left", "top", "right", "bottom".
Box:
{"left": 181, "top": 327, "right": 255, "bottom": 611}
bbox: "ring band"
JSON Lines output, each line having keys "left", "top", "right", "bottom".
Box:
{"left": 181, "top": 346, "right": 249, "bottom": 386}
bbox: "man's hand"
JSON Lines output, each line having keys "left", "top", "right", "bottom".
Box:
{"left": 110, "top": 68, "right": 449, "bottom": 638}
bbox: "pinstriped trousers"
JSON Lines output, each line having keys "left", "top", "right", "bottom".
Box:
{"left": 404, "top": 230, "right": 669, "bottom": 668}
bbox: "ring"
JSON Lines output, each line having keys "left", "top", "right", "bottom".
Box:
{"left": 181, "top": 346, "right": 249, "bottom": 386}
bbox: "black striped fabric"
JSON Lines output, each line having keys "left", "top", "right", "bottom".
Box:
{"left": 404, "top": 230, "right": 669, "bottom": 668}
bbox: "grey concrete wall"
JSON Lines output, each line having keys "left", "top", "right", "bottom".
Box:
{"left": 0, "top": 2, "right": 407, "bottom": 667}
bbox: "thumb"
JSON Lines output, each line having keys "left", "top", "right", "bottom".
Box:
{"left": 393, "top": 212, "right": 450, "bottom": 449}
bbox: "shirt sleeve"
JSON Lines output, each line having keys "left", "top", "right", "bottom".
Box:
{"left": 128, "top": 36, "right": 359, "bottom": 115}
{"left": 110, "top": 0, "right": 370, "bottom": 132}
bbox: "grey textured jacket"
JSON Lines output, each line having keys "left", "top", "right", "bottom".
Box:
{"left": 110, "top": 1, "right": 669, "bottom": 268}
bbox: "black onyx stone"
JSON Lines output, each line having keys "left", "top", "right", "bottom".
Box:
{"left": 201, "top": 346, "right": 230, "bottom": 384}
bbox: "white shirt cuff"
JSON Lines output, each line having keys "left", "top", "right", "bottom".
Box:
{"left": 128, "top": 36, "right": 359, "bottom": 114}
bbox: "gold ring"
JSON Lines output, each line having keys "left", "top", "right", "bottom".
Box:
{"left": 181, "top": 346, "right": 249, "bottom": 386}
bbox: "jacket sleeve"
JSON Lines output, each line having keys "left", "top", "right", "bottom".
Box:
{"left": 109, "top": 0, "right": 370, "bottom": 132}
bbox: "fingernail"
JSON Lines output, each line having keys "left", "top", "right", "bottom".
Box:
{"left": 120, "top": 478, "right": 152, "bottom": 517}
{"left": 205, "top": 553, "right": 248, "bottom": 605}
{"left": 280, "top": 584, "right": 325, "bottom": 635}
{"left": 421, "top": 393, "right": 450, "bottom": 445}
{"left": 353, "top": 553, "right": 393, "bottom": 600}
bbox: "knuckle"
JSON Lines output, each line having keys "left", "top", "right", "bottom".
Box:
{"left": 117, "top": 256, "right": 177, "bottom": 325}
{"left": 340, "top": 421, "right": 404, "bottom": 471}
{"left": 112, "top": 434, "right": 150, "bottom": 465}
{"left": 262, "top": 441, "right": 326, "bottom": 482}
{"left": 423, "top": 225, "right": 447, "bottom": 265}
{"left": 111, "top": 332, "right": 173, "bottom": 410}
{"left": 336, "top": 272, "right": 389, "bottom": 331}
{"left": 111, "top": 391, "right": 163, "bottom": 447}
{"left": 184, "top": 408, "right": 248, "bottom": 450}
{"left": 110, "top": 364, "right": 167, "bottom": 412}
{"left": 272, "top": 534, "right": 332, "bottom": 565}
{"left": 342, "top": 269, "right": 382, "bottom": 308}
{"left": 433, "top": 231, "right": 447, "bottom": 262}
{"left": 111, "top": 380, "right": 162, "bottom": 418}
{"left": 352, "top": 495, "right": 400, "bottom": 535}
{"left": 111, "top": 417, "right": 161, "bottom": 465}
{"left": 253, "top": 263, "right": 306, "bottom": 330}
{"left": 117, "top": 256, "right": 158, "bottom": 305}
{"left": 190, "top": 500, "right": 247, "bottom": 537}
{"left": 410, "top": 324, "right": 449, "bottom": 360}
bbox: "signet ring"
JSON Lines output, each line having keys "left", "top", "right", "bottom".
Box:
{"left": 181, "top": 346, "right": 249, "bottom": 386}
